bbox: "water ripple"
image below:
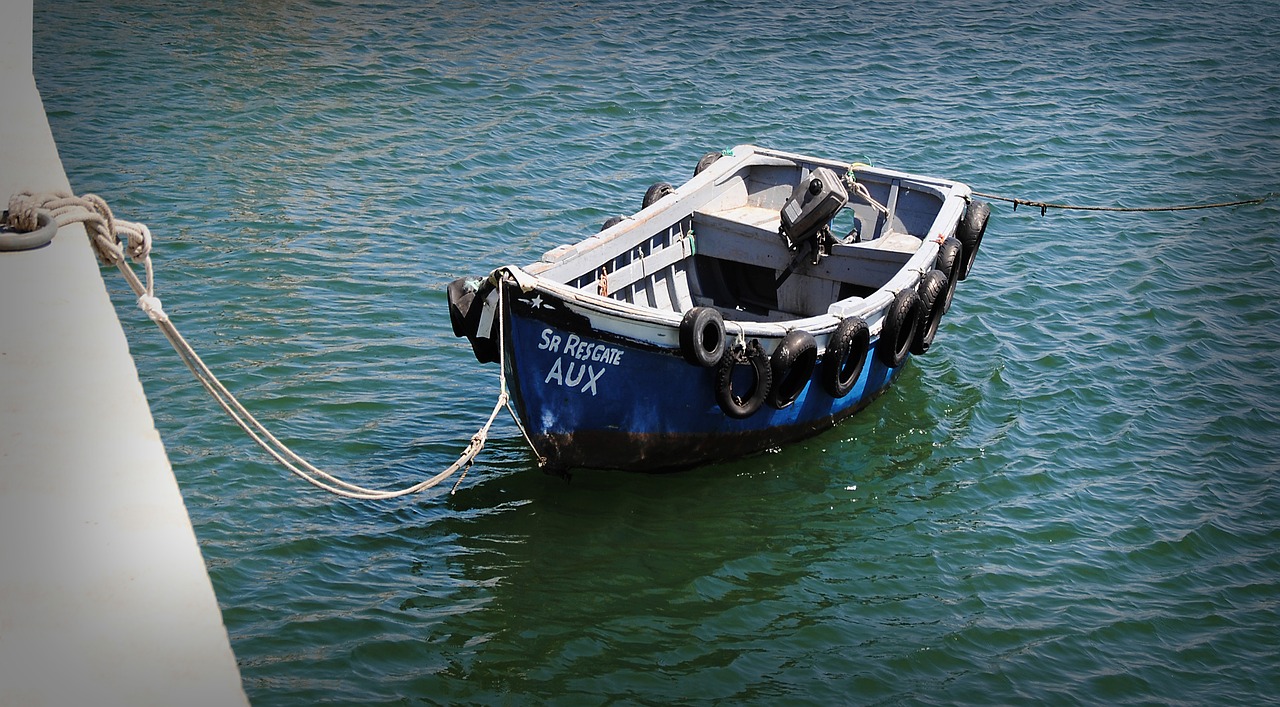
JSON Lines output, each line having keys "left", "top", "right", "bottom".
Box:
{"left": 30, "top": 0, "right": 1280, "bottom": 704}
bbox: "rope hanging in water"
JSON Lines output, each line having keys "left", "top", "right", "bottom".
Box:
{"left": 4, "top": 191, "right": 513, "bottom": 500}
{"left": 972, "top": 190, "right": 1274, "bottom": 216}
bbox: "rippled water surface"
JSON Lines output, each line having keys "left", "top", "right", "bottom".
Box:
{"left": 34, "top": 0, "right": 1280, "bottom": 703}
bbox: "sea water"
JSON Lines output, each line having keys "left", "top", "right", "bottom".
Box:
{"left": 33, "top": 0, "right": 1280, "bottom": 703}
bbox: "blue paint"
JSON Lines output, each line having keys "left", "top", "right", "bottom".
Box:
{"left": 502, "top": 288, "right": 900, "bottom": 469}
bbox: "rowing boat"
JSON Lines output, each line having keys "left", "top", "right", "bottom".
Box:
{"left": 448, "top": 145, "right": 989, "bottom": 473}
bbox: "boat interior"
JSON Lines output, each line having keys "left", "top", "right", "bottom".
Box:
{"left": 528, "top": 158, "right": 946, "bottom": 324}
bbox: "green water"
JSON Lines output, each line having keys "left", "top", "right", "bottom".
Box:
{"left": 33, "top": 0, "right": 1280, "bottom": 703}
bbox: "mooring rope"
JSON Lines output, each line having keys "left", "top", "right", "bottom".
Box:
{"left": 972, "top": 190, "right": 1274, "bottom": 216}
{"left": 5, "top": 191, "right": 510, "bottom": 500}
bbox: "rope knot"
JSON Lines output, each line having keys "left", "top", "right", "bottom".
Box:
{"left": 6, "top": 191, "right": 129, "bottom": 265}
{"left": 5, "top": 192, "right": 44, "bottom": 232}
{"left": 117, "top": 219, "right": 153, "bottom": 262}
{"left": 137, "top": 294, "right": 167, "bottom": 322}
{"left": 80, "top": 193, "right": 126, "bottom": 265}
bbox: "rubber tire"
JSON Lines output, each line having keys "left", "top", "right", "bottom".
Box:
{"left": 821, "top": 316, "right": 869, "bottom": 398}
{"left": 878, "top": 288, "right": 922, "bottom": 369}
{"left": 694, "top": 151, "right": 722, "bottom": 175}
{"left": 912, "top": 269, "right": 949, "bottom": 355}
{"left": 767, "top": 330, "right": 818, "bottom": 409}
{"left": 956, "top": 200, "right": 990, "bottom": 280}
{"left": 446, "top": 276, "right": 499, "bottom": 364}
{"left": 934, "top": 236, "right": 963, "bottom": 313}
{"left": 716, "top": 340, "right": 772, "bottom": 419}
{"left": 599, "top": 215, "right": 625, "bottom": 232}
{"left": 679, "top": 307, "right": 726, "bottom": 367}
{"left": 643, "top": 182, "right": 675, "bottom": 209}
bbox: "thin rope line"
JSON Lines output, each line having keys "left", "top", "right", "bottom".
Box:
{"left": 972, "top": 190, "right": 1273, "bottom": 215}
{"left": 492, "top": 279, "right": 547, "bottom": 467}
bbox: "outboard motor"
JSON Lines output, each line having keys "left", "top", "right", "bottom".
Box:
{"left": 775, "top": 166, "right": 848, "bottom": 286}
{"left": 779, "top": 166, "right": 848, "bottom": 251}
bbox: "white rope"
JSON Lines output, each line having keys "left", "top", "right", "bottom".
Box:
{"left": 503, "top": 382, "right": 546, "bottom": 467}
{"left": 5, "top": 192, "right": 509, "bottom": 500}
{"left": 843, "top": 164, "right": 890, "bottom": 216}
{"left": 851, "top": 181, "right": 889, "bottom": 215}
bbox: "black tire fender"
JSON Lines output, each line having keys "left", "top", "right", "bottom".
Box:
{"left": 694, "top": 151, "right": 723, "bottom": 175}
{"left": 934, "top": 236, "right": 962, "bottom": 313}
{"left": 446, "top": 275, "right": 499, "bottom": 364}
{"left": 956, "top": 199, "right": 990, "bottom": 280}
{"left": 877, "top": 287, "right": 922, "bottom": 369}
{"left": 643, "top": 182, "right": 675, "bottom": 209}
{"left": 912, "top": 269, "right": 949, "bottom": 355}
{"left": 679, "top": 307, "right": 726, "bottom": 367}
{"left": 716, "top": 340, "right": 772, "bottom": 419}
{"left": 767, "top": 329, "right": 818, "bottom": 409}
{"left": 599, "top": 215, "right": 625, "bottom": 232}
{"left": 821, "top": 316, "right": 870, "bottom": 398}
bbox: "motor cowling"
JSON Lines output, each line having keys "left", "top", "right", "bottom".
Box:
{"left": 779, "top": 166, "right": 848, "bottom": 250}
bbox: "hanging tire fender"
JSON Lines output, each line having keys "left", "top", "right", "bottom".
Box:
{"left": 643, "top": 182, "right": 675, "bottom": 209}
{"left": 679, "top": 307, "right": 726, "bottom": 367}
{"left": 877, "top": 287, "right": 922, "bottom": 369}
{"left": 934, "top": 236, "right": 963, "bottom": 313}
{"left": 821, "top": 316, "right": 870, "bottom": 398}
{"left": 446, "top": 275, "right": 499, "bottom": 364}
{"left": 956, "top": 199, "right": 990, "bottom": 280}
{"left": 767, "top": 329, "right": 818, "bottom": 409}
{"left": 715, "top": 340, "right": 772, "bottom": 419}
{"left": 694, "top": 151, "right": 723, "bottom": 175}
{"left": 912, "top": 269, "right": 949, "bottom": 355}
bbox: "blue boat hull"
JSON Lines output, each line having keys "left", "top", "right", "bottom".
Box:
{"left": 500, "top": 282, "right": 903, "bottom": 473}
